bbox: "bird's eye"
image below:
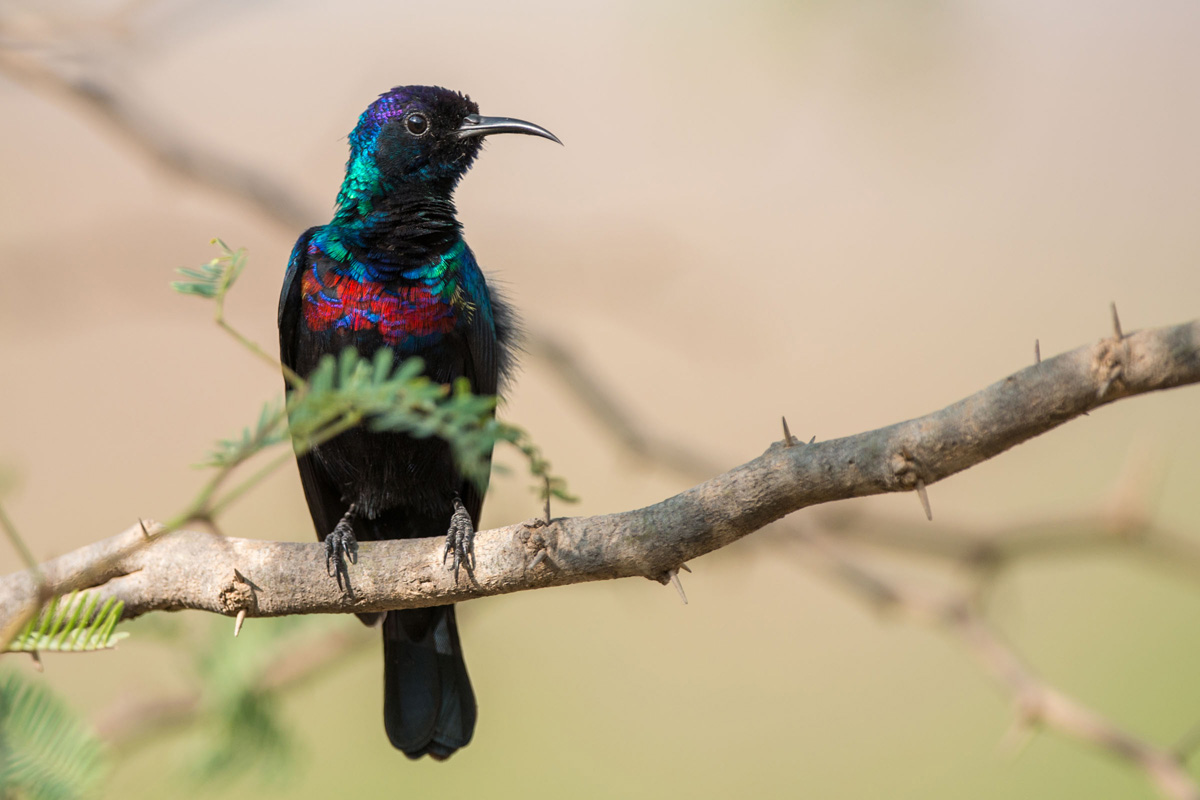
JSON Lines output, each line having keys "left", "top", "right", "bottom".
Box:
{"left": 405, "top": 113, "right": 430, "bottom": 136}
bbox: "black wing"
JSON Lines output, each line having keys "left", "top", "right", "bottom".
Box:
{"left": 454, "top": 249, "right": 517, "bottom": 526}
{"left": 279, "top": 227, "right": 351, "bottom": 544}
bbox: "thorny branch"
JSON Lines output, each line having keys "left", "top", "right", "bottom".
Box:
{"left": 1, "top": 318, "right": 1197, "bottom": 622}
{"left": 0, "top": 321, "right": 1196, "bottom": 800}
{"left": 0, "top": 39, "right": 321, "bottom": 231}
{"left": 4, "top": 20, "right": 1200, "bottom": 800}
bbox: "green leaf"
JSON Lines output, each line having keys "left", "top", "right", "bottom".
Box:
{"left": 201, "top": 400, "right": 287, "bottom": 469}
{"left": 279, "top": 348, "right": 526, "bottom": 486}
{"left": 184, "top": 616, "right": 334, "bottom": 786}
{"left": 189, "top": 688, "right": 292, "bottom": 785}
{"left": 6, "top": 592, "right": 129, "bottom": 653}
{"left": 0, "top": 670, "right": 108, "bottom": 800}
{"left": 371, "top": 347, "right": 394, "bottom": 383}
{"left": 170, "top": 239, "right": 247, "bottom": 300}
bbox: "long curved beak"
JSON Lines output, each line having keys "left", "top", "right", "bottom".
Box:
{"left": 456, "top": 114, "right": 562, "bottom": 145}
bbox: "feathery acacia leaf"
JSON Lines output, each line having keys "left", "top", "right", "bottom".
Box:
{"left": 170, "top": 239, "right": 246, "bottom": 299}
{"left": 184, "top": 616, "right": 333, "bottom": 785}
{"left": 0, "top": 670, "right": 108, "bottom": 800}
{"left": 286, "top": 350, "right": 510, "bottom": 487}
{"left": 5, "top": 592, "right": 128, "bottom": 653}
{"left": 201, "top": 400, "right": 288, "bottom": 469}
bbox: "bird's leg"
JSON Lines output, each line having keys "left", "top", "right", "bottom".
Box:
{"left": 443, "top": 497, "right": 475, "bottom": 582}
{"left": 326, "top": 503, "right": 359, "bottom": 591}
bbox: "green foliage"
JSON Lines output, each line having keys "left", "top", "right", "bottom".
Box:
{"left": 286, "top": 348, "right": 507, "bottom": 486}
{"left": 191, "top": 689, "right": 291, "bottom": 784}
{"left": 183, "top": 615, "right": 348, "bottom": 786}
{"left": 201, "top": 400, "right": 288, "bottom": 470}
{"left": 186, "top": 626, "right": 293, "bottom": 784}
{"left": 5, "top": 592, "right": 128, "bottom": 654}
{"left": 0, "top": 670, "right": 107, "bottom": 800}
{"left": 170, "top": 238, "right": 245, "bottom": 300}
{"left": 505, "top": 431, "right": 579, "bottom": 503}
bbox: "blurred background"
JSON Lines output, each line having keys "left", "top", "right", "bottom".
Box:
{"left": 1, "top": 0, "right": 1199, "bottom": 797}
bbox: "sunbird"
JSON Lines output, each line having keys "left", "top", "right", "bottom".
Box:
{"left": 278, "top": 85, "right": 559, "bottom": 759}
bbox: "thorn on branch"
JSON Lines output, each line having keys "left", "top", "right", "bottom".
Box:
{"left": 1094, "top": 309, "right": 1131, "bottom": 400}
{"left": 219, "top": 570, "right": 256, "bottom": 623}
{"left": 890, "top": 449, "right": 930, "bottom": 519}
{"left": 543, "top": 475, "right": 552, "bottom": 525}
{"left": 916, "top": 479, "right": 933, "bottom": 521}
{"left": 782, "top": 416, "right": 797, "bottom": 447}
{"left": 528, "top": 549, "right": 547, "bottom": 571}
{"left": 1034, "top": 339, "right": 1041, "bottom": 365}
{"left": 523, "top": 526, "right": 555, "bottom": 571}
{"left": 1096, "top": 361, "right": 1124, "bottom": 400}
{"left": 668, "top": 568, "right": 688, "bottom": 605}
{"left": 28, "top": 651, "right": 42, "bottom": 672}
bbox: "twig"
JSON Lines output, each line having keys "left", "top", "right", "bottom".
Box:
{"left": 0, "top": 46, "right": 320, "bottom": 233}
{"left": 0, "top": 502, "right": 50, "bottom": 649}
{"left": 0, "top": 501, "right": 38, "bottom": 572}
{"left": 525, "top": 332, "right": 724, "bottom": 478}
{"left": 795, "top": 534, "right": 1200, "bottom": 800}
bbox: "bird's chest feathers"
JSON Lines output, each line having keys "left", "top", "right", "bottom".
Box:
{"left": 301, "top": 240, "right": 476, "bottom": 349}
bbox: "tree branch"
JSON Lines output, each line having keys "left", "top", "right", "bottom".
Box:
{"left": 0, "top": 43, "right": 322, "bottom": 232}
{"left": 794, "top": 532, "right": 1200, "bottom": 800}
{"left": 1, "top": 318, "right": 1196, "bottom": 623}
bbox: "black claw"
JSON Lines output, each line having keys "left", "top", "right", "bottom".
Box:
{"left": 326, "top": 505, "right": 359, "bottom": 592}
{"left": 443, "top": 497, "right": 476, "bottom": 582}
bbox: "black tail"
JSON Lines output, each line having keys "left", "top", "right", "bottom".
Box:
{"left": 382, "top": 605, "right": 476, "bottom": 760}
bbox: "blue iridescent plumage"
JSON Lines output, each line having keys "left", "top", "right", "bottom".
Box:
{"left": 300, "top": 237, "right": 493, "bottom": 351}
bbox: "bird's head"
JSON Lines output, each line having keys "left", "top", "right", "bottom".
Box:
{"left": 337, "top": 85, "right": 559, "bottom": 214}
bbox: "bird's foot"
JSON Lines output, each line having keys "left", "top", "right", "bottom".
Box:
{"left": 326, "top": 504, "right": 359, "bottom": 592}
{"left": 443, "top": 497, "right": 475, "bottom": 582}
